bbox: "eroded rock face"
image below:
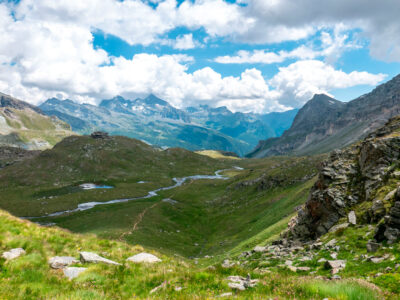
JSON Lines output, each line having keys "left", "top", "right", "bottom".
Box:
{"left": 285, "top": 116, "right": 400, "bottom": 241}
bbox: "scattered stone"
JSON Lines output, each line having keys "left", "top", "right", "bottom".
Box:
{"left": 2, "top": 248, "right": 26, "bottom": 260}
{"left": 227, "top": 274, "right": 259, "bottom": 291}
{"left": 217, "top": 292, "right": 233, "bottom": 298}
{"left": 63, "top": 267, "right": 87, "bottom": 280}
{"left": 331, "top": 275, "right": 341, "bottom": 280}
{"left": 366, "top": 241, "right": 380, "bottom": 253}
{"left": 222, "top": 259, "right": 236, "bottom": 268}
{"left": 325, "top": 239, "right": 337, "bottom": 248}
{"left": 285, "top": 260, "right": 293, "bottom": 266}
{"left": 369, "top": 257, "right": 384, "bottom": 264}
{"left": 385, "top": 267, "right": 393, "bottom": 272}
{"left": 324, "top": 260, "right": 346, "bottom": 274}
{"left": 126, "top": 253, "right": 162, "bottom": 264}
{"left": 374, "top": 273, "right": 383, "bottom": 278}
{"left": 329, "top": 223, "right": 349, "bottom": 233}
{"left": 310, "top": 241, "right": 324, "bottom": 249}
{"left": 253, "top": 245, "right": 267, "bottom": 253}
{"left": 79, "top": 252, "right": 121, "bottom": 265}
{"left": 49, "top": 256, "right": 79, "bottom": 269}
{"left": 330, "top": 252, "right": 338, "bottom": 259}
{"left": 299, "top": 256, "right": 312, "bottom": 262}
{"left": 150, "top": 281, "right": 167, "bottom": 294}
{"left": 318, "top": 258, "right": 327, "bottom": 263}
{"left": 288, "top": 266, "right": 297, "bottom": 272}
{"left": 348, "top": 211, "right": 357, "bottom": 225}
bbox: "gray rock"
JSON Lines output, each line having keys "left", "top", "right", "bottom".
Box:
{"left": 126, "top": 253, "right": 161, "bottom": 263}
{"left": 49, "top": 256, "right": 79, "bottom": 269}
{"left": 221, "top": 259, "right": 236, "bottom": 268}
{"left": 366, "top": 241, "right": 380, "bottom": 253}
{"left": 253, "top": 245, "right": 266, "bottom": 253}
{"left": 325, "top": 239, "right": 337, "bottom": 248}
{"left": 329, "top": 223, "right": 349, "bottom": 233}
{"left": 63, "top": 267, "right": 87, "bottom": 279}
{"left": 324, "top": 260, "right": 346, "bottom": 270}
{"left": 369, "top": 257, "right": 384, "bottom": 263}
{"left": 79, "top": 252, "right": 120, "bottom": 265}
{"left": 348, "top": 211, "right": 357, "bottom": 225}
{"left": 227, "top": 275, "right": 259, "bottom": 290}
{"left": 2, "top": 248, "right": 25, "bottom": 260}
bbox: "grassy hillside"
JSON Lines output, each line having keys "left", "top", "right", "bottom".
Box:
{"left": 0, "top": 209, "right": 384, "bottom": 299}
{"left": 0, "top": 135, "right": 230, "bottom": 217}
{"left": 0, "top": 94, "right": 74, "bottom": 150}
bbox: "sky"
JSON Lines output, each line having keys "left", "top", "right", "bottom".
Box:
{"left": 0, "top": 0, "right": 400, "bottom": 113}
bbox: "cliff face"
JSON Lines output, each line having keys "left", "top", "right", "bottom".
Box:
{"left": 286, "top": 115, "right": 400, "bottom": 243}
{"left": 248, "top": 74, "right": 400, "bottom": 158}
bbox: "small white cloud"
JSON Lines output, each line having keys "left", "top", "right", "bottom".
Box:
{"left": 173, "top": 34, "right": 198, "bottom": 50}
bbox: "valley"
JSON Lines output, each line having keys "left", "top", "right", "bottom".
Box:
{"left": 1, "top": 76, "right": 400, "bottom": 299}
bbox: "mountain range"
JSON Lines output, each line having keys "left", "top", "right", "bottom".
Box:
{"left": 39, "top": 94, "right": 298, "bottom": 156}
{"left": 248, "top": 74, "right": 400, "bottom": 158}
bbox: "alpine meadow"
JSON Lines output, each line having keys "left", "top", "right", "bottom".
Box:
{"left": 1, "top": 0, "right": 400, "bottom": 299}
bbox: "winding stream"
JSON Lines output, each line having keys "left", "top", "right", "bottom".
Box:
{"left": 27, "top": 166, "right": 243, "bottom": 219}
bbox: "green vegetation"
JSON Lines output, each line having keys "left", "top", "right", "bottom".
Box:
{"left": 0, "top": 107, "right": 73, "bottom": 149}
{"left": 0, "top": 209, "right": 385, "bottom": 299}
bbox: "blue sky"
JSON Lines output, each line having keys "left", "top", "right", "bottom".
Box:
{"left": 0, "top": 0, "right": 400, "bottom": 113}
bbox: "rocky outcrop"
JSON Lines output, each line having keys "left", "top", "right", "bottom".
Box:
{"left": 285, "top": 116, "right": 400, "bottom": 241}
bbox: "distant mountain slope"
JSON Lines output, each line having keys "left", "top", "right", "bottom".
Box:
{"left": 40, "top": 97, "right": 250, "bottom": 155}
{"left": 40, "top": 96, "right": 298, "bottom": 156}
{"left": 0, "top": 93, "right": 73, "bottom": 149}
{"left": 248, "top": 74, "right": 400, "bottom": 158}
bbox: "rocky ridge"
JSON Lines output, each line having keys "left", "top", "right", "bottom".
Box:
{"left": 284, "top": 115, "right": 400, "bottom": 242}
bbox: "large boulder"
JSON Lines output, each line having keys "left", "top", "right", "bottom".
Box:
{"left": 49, "top": 256, "right": 79, "bottom": 269}
{"left": 79, "top": 252, "right": 120, "bottom": 265}
{"left": 126, "top": 253, "right": 161, "bottom": 264}
{"left": 2, "top": 248, "right": 25, "bottom": 260}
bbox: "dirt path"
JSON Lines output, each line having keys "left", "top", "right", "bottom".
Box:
{"left": 119, "top": 202, "right": 160, "bottom": 241}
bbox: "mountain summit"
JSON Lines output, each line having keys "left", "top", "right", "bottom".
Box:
{"left": 248, "top": 74, "right": 400, "bottom": 158}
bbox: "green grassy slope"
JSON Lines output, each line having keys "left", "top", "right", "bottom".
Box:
{"left": 0, "top": 135, "right": 230, "bottom": 216}
{"left": 0, "top": 106, "right": 73, "bottom": 150}
{"left": 0, "top": 209, "right": 384, "bottom": 299}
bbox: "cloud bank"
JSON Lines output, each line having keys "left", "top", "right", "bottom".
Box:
{"left": 0, "top": 0, "right": 396, "bottom": 112}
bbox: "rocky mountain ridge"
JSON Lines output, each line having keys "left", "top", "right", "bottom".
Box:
{"left": 285, "top": 115, "right": 400, "bottom": 243}
{"left": 248, "top": 74, "right": 400, "bottom": 158}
